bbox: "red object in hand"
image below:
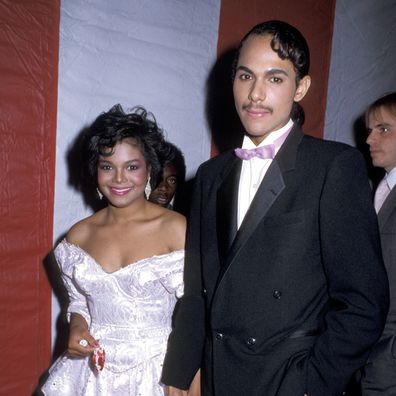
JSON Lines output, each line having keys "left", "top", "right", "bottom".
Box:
{"left": 91, "top": 345, "right": 105, "bottom": 372}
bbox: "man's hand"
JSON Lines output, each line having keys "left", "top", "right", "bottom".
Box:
{"left": 165, "top": 369, "right": 201, "bottom": 395}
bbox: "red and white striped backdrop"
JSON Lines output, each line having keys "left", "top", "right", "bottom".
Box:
{"left": 1, "top": 0, "right": 394, "bottom": 394}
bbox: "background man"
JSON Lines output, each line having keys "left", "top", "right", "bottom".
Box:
{"left": 149, "top": 141, "right": 186, "bottom": 210}
{"left": 162, "top": 20, "right": 389, "bottom": 396}
{"left": 361, "top": 92, "right": 396, "bottom": 396}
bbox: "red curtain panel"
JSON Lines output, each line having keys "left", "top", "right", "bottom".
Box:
{"left": 0, "top": 0, "right": 59, "bottom": 394}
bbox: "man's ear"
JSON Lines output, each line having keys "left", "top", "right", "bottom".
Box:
{"left": 294, "top": 75, "right": 311, "bottom": 102}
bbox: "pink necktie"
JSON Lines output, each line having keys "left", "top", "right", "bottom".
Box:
{"left": 234, "top": 125, "right": 292, "bottom": 161}
{"left": 234, "top": 145, "right": 275, "bottom": 160}
{"left": 374, "top": 178, "right": 390, "bottom": 213}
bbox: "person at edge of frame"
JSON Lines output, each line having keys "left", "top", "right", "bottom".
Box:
{"left": 361, "top": 92, "right": 396, "bottom": 396}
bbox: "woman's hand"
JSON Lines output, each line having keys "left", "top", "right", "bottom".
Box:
{"left": 67, "top": 313, "right": 97, "bottom": 357}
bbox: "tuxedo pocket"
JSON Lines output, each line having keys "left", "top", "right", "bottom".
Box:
{"left": 239, "top": 328, "right": 318, "bottom": 356}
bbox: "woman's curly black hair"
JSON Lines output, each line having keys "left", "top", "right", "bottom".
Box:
{"left": 83, "top": 104, "right": 166, "bottom": 191}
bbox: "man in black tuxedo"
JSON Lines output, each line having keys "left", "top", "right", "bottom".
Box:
{"left": 162, "top": 20, "right": 389, "bottom": 396}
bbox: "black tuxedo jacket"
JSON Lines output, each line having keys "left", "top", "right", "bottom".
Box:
{"left": 162, "top": 126, "right": 389, "bottom": 396}
{"left": 377, "top": 185, "right": 396, "bottom": 337}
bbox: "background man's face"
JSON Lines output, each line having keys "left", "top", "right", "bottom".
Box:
{"left": 233, "top": 34, "right": 305, "bottom": 145}
{"left": 366, "top": 106, "right": 396, "bottom": 172}
{"left": 148, "top": 163, "right": 178, "bottom": 207}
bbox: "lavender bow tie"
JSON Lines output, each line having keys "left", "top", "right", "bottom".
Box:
{"left": 234, "top": 144, "right": 275, "bottom": 160}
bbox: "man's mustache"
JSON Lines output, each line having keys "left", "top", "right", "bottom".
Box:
{"left": 242, "top": 104, "right": 273, "bottom": 114}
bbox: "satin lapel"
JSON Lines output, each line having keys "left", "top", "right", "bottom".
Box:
{"left": 378, "top": 186, "right": 396, "bottom": 229}
{"left": 226, "top": 160, "right": 285, "bottom": 263}
{"left": 215, "top": 126, "right": 303, "bottom": 286}
{"left": 216, "top": 155, "right": 241, "bottom": 260}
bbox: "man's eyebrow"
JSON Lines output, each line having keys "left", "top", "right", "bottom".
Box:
{"left": 264, "top": 68, "right": 289, "bottom": 77}
{"left": 235, "top": 65, "right": 253, "bottom": 74}
{"left": 235, "top": 65, "right": 289, "bottom": 77}
{"left": 375, "top": 122, "right": 391, "bottom": 128}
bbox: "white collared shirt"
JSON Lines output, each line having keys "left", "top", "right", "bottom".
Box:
{"left": 237, "top": 119, "right": 294, "bottom": 229}
{"left": 385, "top": 167, "right": 396, "bottom": 191}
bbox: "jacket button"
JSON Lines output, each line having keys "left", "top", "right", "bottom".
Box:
{"left": 203, "top": 288, "right": 207, "bottom": 294}
{"left": 273, "top": 290, "right": 282, "bottom": 299}
{"left": 246, "top": 337, "right": 256, "bottom": 346}
{"left": 215, "top": 332, "right": 224, "bottom": 340}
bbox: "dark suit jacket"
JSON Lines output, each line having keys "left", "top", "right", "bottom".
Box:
{"left": 378, "top": 185, "right": 396, "bottom": 336}
{"left": 362, "top": 183, "right": 396, "bottom": 395}
{"left": 162, "top": 126, "right": 389, "bottom": 396}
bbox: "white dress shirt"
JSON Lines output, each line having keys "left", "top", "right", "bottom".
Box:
{"left": 387, "top": 167, "right": 396, "bottom": 191}
{"left": 237, "top": 119, "right": 294, "bottom": 229}
{"left": 374, "top": 167, "right": 396, "bottom": 213}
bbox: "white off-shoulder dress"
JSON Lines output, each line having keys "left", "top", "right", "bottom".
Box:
{"left": 42, "top": 239, "right": 184, "bottom": 396}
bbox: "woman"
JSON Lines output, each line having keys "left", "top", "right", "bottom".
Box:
{"left": 42, "top": 105, "right": 189, "bottom": 395}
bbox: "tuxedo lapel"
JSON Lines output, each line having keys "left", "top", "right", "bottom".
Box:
{"left": 216, "top": 155, "right": 241, "bottom": 260}
{"left": 233, "top": 160, "right": 285, "bottom": 253}
{"left": 215, "top": 126, "right": 303, "bottom": 286}
{"left": 219, "top": 160, "right": 285, "bottom": 277}
{"left": 378, "top": 186, "right": 396, "bottom": 229}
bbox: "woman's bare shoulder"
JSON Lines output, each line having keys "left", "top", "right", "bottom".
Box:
{"left": 163, "top": 208, "right": 186, "bottom": 228}
{"left": 66, "top": 210, "right": 104, "bottom": 245}
{"left": 160, "top": 209, "right": 186, "bottom": 250}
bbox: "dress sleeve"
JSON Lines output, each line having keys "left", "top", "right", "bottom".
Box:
{"left": 54, "top": 241, "right": 91, "bottom": 327}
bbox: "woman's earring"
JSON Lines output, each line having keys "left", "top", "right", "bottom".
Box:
{"left": 96, "top": 188, "right": 103, "bottom": 200}
{"left": 145, "top": 176, "right": 151, "bottom": 199}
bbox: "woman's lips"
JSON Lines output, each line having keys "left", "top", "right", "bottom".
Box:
{"left": 110, "top": 187, "right": 133, "bottom": 196}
